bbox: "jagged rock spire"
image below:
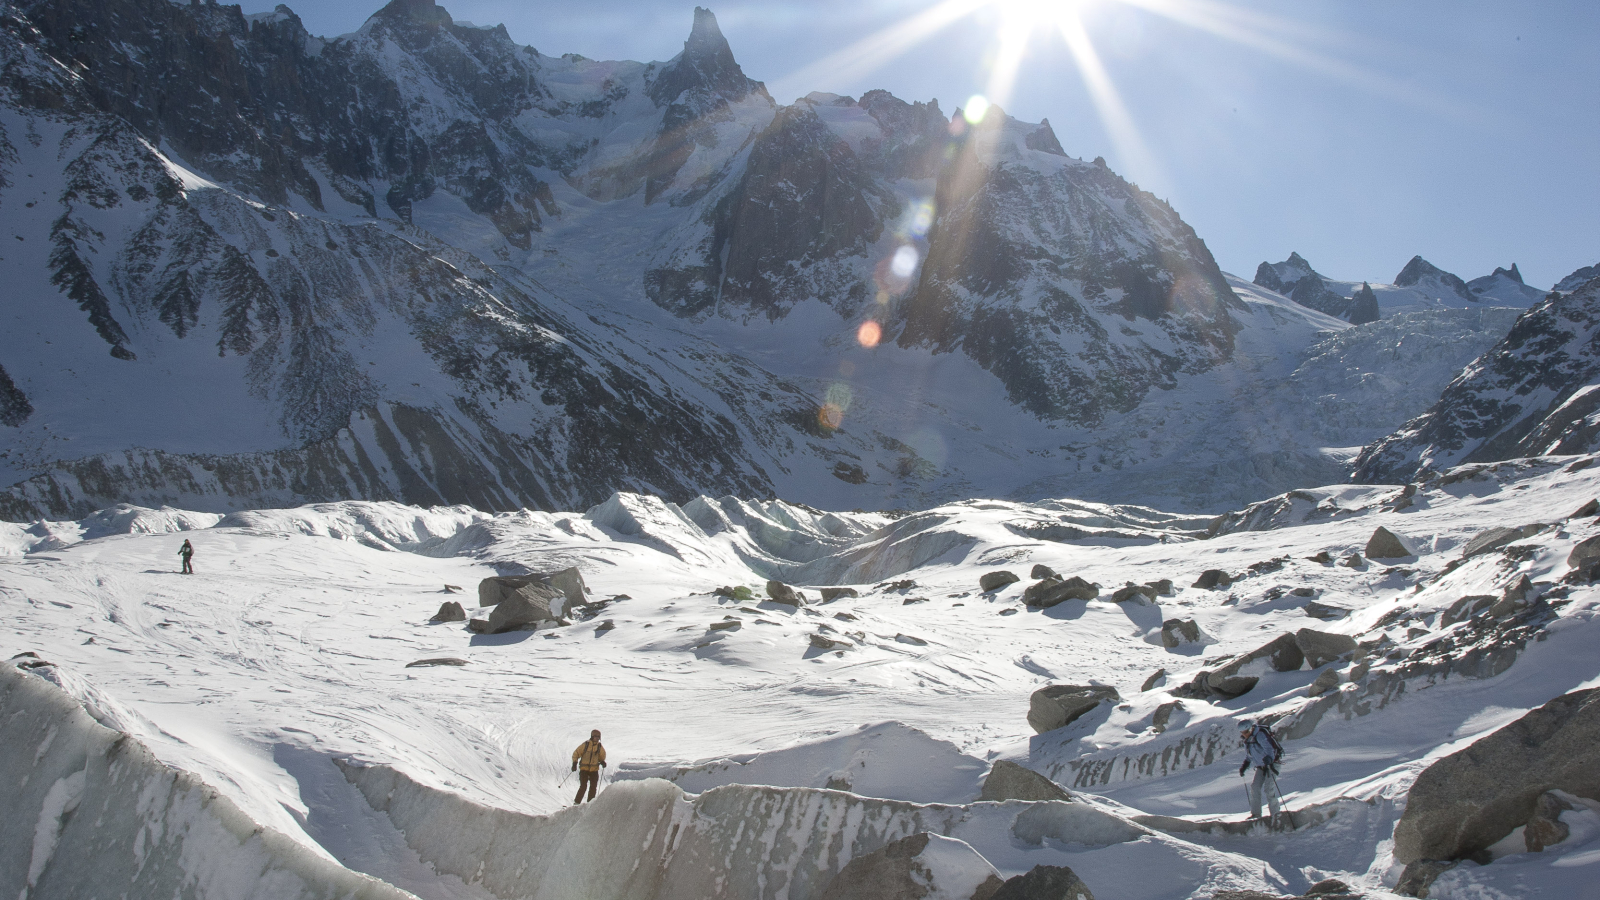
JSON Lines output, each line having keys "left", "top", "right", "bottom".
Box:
{"left": 648, "top": 7, "right": 759, "bottom": 105}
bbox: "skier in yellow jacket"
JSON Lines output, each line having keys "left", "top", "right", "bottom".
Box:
{"left": 571, "top": 729, "right": 606, "bottom": 804}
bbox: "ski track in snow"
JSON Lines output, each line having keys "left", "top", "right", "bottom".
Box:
{"left": 5, "top": 457, "right": 1600, "bottom": 898}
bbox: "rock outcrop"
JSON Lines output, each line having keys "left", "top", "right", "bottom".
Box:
{"left": 1028, "top": 685, "right": 1121, "bottom": 734}
{"left": 979, "top": 761, "right": 1071, "bottom": 803}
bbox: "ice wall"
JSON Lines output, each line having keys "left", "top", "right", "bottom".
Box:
{"left": 0, "top": 662, "right": 418, "bottom": 900}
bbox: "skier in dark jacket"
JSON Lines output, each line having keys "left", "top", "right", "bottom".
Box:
{"left": 571, "top": 729, "right": 606, "bottom": 804}
{"left": 1238, "top": 719, "right": 1283, "bottom": 823}
{"left": 178, "top": 539, "right": 195, "bottom": 575}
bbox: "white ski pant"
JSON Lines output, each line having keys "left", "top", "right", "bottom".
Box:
{"left": 1249, "top": 766, "right": 1283, "bottom": 819}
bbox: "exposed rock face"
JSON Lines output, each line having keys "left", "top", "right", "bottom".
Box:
{"left": 987, "top": 864, "right": 1095, "bottom": 900}
{"left": 816, "top": 832, "right": 1002, "bottom": 900}
{"left": 979, "top": 760, "right": 1071, "bottom": 803}
{"left": 1555, "top": 266, "right": 1600, "bottom": 292}
{"left": 1394, "top": 256, "right": 1475, "bottom": 305}
{"left": 0, "top": 365, "right": 31, "bottom": 427}
{"left": 1253, "top": 253, "right": 1376, "bottom": 324}
{"left": 1391, "top": 687, "right": 1600, "bottom": 864}
{"left": 1028, "top": 685, "right": 1120, "bottom": 734}
{"left": 1356, "top": 277, "right": 1600, "bottom": 482}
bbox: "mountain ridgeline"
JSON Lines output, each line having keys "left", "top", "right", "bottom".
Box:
{"left": 0, "top": 0, "right": 1245, "bottom": 518}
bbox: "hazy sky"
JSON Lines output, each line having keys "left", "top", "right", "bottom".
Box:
{"left": 244, "top": 0, "right": 1598, "bottom": 289}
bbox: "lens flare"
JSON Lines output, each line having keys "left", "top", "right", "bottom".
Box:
{"left": 818, "top": 403, "right": 844, "bottom": 430}
{"left": 962, "top": 94, "right": 991, "bottom": 124}
{"left": 890, "top": 245, "right": 920, "bottom": 278}
{"left": 857, "top": 320, "right": 883, "bottom": 348}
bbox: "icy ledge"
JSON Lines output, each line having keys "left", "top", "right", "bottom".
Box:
{"left": 0, "top": 660, "right": 416, "bottom": 900}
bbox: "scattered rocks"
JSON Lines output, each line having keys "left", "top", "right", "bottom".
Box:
{"left": 987, "top": 864, "right": 1095, "bottom": 900}
{"left": 486, "top": 582, "right": 566, "bottom": 633}
{"left": 405, "top": 657, "right": 468, "bottom": 668}
{"left": 431, "top": 601, "right": 467, "bottom": 622}
{"left": 1301, "top": 601, "right": 1349, "bottom": 620}
{"left": 1028, "top": 684, "right": 1121, "bottom": 734}
{"left": 767, "top": 581, "right": 807, "bottom": 606}
{"left": 1024, "top": 575, "right": 1098, "bottom": 607}
{"left": 1366, "top": 526, "right": 1415, "bottom": 559}
{"left": 816, "top": 832, "right": 1002, "bottom": 900}
{"left": 1141, "top": 668, "right": 1167, "bottom": 691}
{"left": 1192, "top": 569, "right": 1232, "bottom": 590}
{"left": 979, "top": 760, "right": 1071, "bottom": 802}
{"left": 1160, "top": 618, "right": 1202, "bottom": 649}
{"left": 820, "top": 587, "right": 860, "bottom": 602}
{"left": 981, "top": 570, "right": 1021, "bottom": 592}
{"left": 1030, "top": 563, "right": 1058, "bottom": 579}
{"left": 714, "top": 585, "right": 754, "bottom": 601}
{"left": 1392, "top": 687, "right": 1600, "bottom": 865}
{"left": 1307, "top": 669, "right": 1340, "bottom": 697}
{"left": 1295, "top": 629, "right": 1357, "bottom": 668}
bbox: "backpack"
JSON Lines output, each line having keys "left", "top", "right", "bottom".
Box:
{"left": 1260, "top": 726, "right": 1285, "bottom": 762}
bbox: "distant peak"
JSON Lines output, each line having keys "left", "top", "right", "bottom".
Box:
{"left": 689, "top": 7, "right": 726, "bottom": 49}
{"left": 648, "top": 6, "right": 760, "bottom": 106}
{"left": 1287, "top": 251, "right": 1310, "bottom": 266}
{"left": 1492, "top": 263, "right": 1524, "bottom": 284}
{"left": 373, "top": 0, "right": 452, "bottom": 26}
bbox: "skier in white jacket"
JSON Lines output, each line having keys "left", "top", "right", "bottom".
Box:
{"left": 1238, "top": 720, "right": 1284, "bottom": 824}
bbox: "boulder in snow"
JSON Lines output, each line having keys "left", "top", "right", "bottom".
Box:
{"left": 1568, "top": 535, "right": 1600, "bottom": 570}
{"left": 1572, "top": 498, "right": 1599, "bottom": 518}
{"left": 1146, "top": 578, "right": 1175, "bottom": 597}
{"left": 816, "top": 832, "right": 1002, "bottom": 900}
{"left": 1524, "top": 790, "right": 1578, "bottom": 852}
{"left": 1023, "top": 576, "right": 1098, "bottom": 607}
{"left": 1028, "top": 685, "right": 1121, "bottom": 734}
{"left": 1141, "top": 668, "right": 1167, "bottom": 691}
{"left": 1392, "top": 687, "right": 1600, "bottom": 865}
{"left": 478, "top": 572, "right": 578, "bottom": 618}
{"left": 1294, "top": 629, "right": 1357, "bottom": 668}
{"left": 1463, "top": 524, "right": 1545, "bottom": 559}
{"left": 981, "top": 570, "right": 1021, "bottom": 592}
{"left": 767, "top": 581, "right": 806, "bottom": 606}
{"left": 1218, "top": 633, "right": 1304, "bottom": 676}
{"left": 1301, "top": 601, "right": 1349, "bottom": 620}
{"left": 1111, "top": 583, "right": 1156, "bottom": 604}
{"left": 987, "top": 864, "right": 1095, "bottom": 900}
{"left": 1030, "top": 564, "right": 1057, "bottom": 579}
{"left": 1440, "top": 594, "right": 1497, "bottom": 627}
{"left": 431, "top": 601, "right": 466, "bottom": 622}
{"left": 1307, "top": 669, "right": 1340, "bottom": 697}
{"left": 979, "top": 760, "right": 1071, "bottom": 802}
{"left": 1203, "top": 672, "right": 1258, "bottom": 699}
{"left": 404, "top": 657, "right": 468, "bottom": 668}
{"left": 1192, "top": 569, "right": 1232, "bottom": 590}
{"left": 1365, "top": 526, "right": 1413, "bottom": 559}
{"left": 487, "top": 582, "right": 565, "bottom": 633}
{"left": 1160, "top": 618, "right": 1202, "bottom": 649}
{"left": 821, "top": 587, "right": 860, "bottom": 602}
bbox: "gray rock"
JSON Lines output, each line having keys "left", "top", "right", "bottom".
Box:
{"left": 404, "top": 657, "right": 468, "bottom": 668}
{"left": 1366, "top": 526, "right": 1414, "bottom": 559}
{"left": 594, "top": 619, "right": 616, "bottom": 634}
{"left": 1461, "top": 526, "right": 1522, "bottom": 559}
{"left": 1030, "top": 564, "right": 1058, "bottom": 579}
{"left": 1141, "top": 668, "right": 1167, "bottom": 691}
{"left": 431, "top": 601, "right": 467, "bottom": 622}
{"left": 1151, "top": 700, "right": 1182, "bottom": 733}
{"left": 1440, "top": 594, "right": 1497, "bottom": 627}
{"left": 1392, "top": 687, "right": 1600, "bottom": 864}
{"left": 1204, "top": 672, "right": 1258, "bottom": 699}
{"left": 1023, "top": 576, "right": 1098, "bottom": 608}
{"left": 894, "top": 633, "right": 927, "bottom": 646}
{"left": 1339, "top": 552, "right": 1365, "bottom": 568}
{"left": 1572, "top": 498, "right": 1598, "bottom": 519}
{"left": 988, "top": 864, "right": 1095, "bottom": 900}
{"left": 981, "top": 570, "right": 1021, "bottom": 592}
{"left": 1303, "top": 879, "right": 1354, "bottom": 897}
{"left": 1294, "top": 629, "right": 1357, "bottom": 668}
{"left": 817, "top": 832, "right": 1001, "bottom": 900}
{"left": 1210, "top": 893, "right": 1286, "bottom": 900}
{"left": 809, "top": 633, "right": 842, "bottom": 650}
{"left": 1192, "top": 569, "right": 1232, "bottom": 590}
{"left": 538, "top": 567, "right": 589, "bottom": 609}
{"left": 1302, "top": 601, "right": 1349, "bottom": 620}
{"left": 1307, "top": 669, "right": 1340, "bottom": 697}
{"left": 477, "top": 569, "right": 587, "bottom": 613}
{"left": 820, "top": 587, "right": 860, "bottom": 602}
{"left": 1111, "top": 583, "right": 1157, "bottom": 604}
{"left": 1308, "top": 550, "right": 1334, "bottom": 564}
{"left": 1568, "top": 535, "right": 1600, "bottom": 569}
{"left": 487, "top": 581, "right": 565, "bottom": 633}
{"left": 767, "top": 580, "right": 806, "bottom": 606}
{"left": 709, "top": 618, "right": 742, "bottom": 631}
{"left": 1524, "top": 790, "right": 1575, "bottom": 852}
{"left": 1160, "top": 618, "right": 1202, "bottom": 649}
{"left": 1146, "top": 579, "right": 1175, "bottom": 597}
{"left": 1028, "top": 684, "right": 1121, "bottom": 734}
{"left": 441, "top": 584, "right": 463, "bottom": 593}
{"left": 979, "top": 760, "right": 1071, "bottom": 802}
{"left": 1218, "top": 633, "right": 1304, "bottom": 676}
{"left": 1394, "top": 860, "right": 1455, "bottom": 898}
{"left": 467, "top": 618, "right": 491, "bottom": 634}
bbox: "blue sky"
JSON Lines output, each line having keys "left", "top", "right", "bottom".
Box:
{"left": 248, "top": 0, "right": 1598, "bottom": 289}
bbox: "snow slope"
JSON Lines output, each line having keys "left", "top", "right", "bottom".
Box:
{"left": 6, "top": 453, "right": 1600, "bottom": 898}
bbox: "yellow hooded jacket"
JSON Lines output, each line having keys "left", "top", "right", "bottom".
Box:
{"left": 572, "top": 739, "right": 606, "bottom": 773}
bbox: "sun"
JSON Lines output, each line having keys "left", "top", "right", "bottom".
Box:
{"left": 991, "top": 0, "right": 1100, "bottom": 30}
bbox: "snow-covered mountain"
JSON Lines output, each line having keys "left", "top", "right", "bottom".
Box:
{"left": 1555, "top": 263, "right": 1600, "bottom": 293}
{"left": 1467, "top": 263, "right": 1548, "bottom": 306}
{"left": 6, "top": 453, "right": 1600, "bottom": 899}
{"left": 0, "top": 0, "right": 1518, "bottom": 519}
{"left": 1255, "top": 252, "right": 1551, "bottom": 324}
{"left": 1355, "top": 275, "right": 1600, "bottom": 482}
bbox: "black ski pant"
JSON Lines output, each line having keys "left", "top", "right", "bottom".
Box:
{"left": 575, "top": 769, "right": 599, "bottom": 804}
{"left": 181, "top": 556, "right": 193, "bottom": 574}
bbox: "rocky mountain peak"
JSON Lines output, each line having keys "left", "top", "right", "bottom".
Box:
{"left": 1556, "top": 264, "right": 1600, "bottom": 292}
{"left": 1394, "top": 255, "right": 1474, "bottom": 304}
{"left": 370, "top": 0, "right": 452, "bottom": 28}
{"left": 647, "top": 7, "right": 760, "bottom": 106}
{"left": 1496, "top": 263, "right": 1525, "bottom": 284}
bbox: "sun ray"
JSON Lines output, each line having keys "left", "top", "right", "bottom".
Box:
{"left": 767, "top": 0, "right": 989, "bottom": 103}
{"left": 1050, "top": 8, "right": 1165, "bottom": 187}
